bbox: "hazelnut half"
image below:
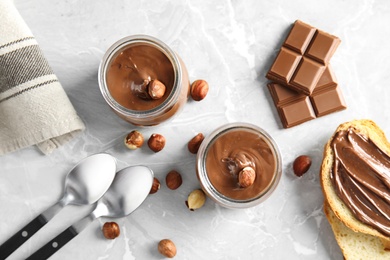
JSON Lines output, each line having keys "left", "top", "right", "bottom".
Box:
{"left": 158, "top": 239, "right": 177, "bottom": 258}
{"left": 293, "top": 155, "right": 312, "bottom": 177}
{"left": 187, "top": 133, "right": 205, "bottom": 154}
{"left": 148, "top": 133, "right": 166, "bottom": 152}
{"left": 148, "top": 79, "right": 166, "bottom": 100}
{"left": 238, "top": 166, "right": 256, "bottom": 188}
{"left": 166, "top": 170, "right": 182, "bottom": 190}
{"left": 150, "top": 177, "right": 161, "bottom": 194}
{"left": 190, "top": 79, "right": 209, "bottom": 101}
{"left": 186, "top": 189, "right": 206, "bottom": 211}
{"left": 102, "top": 222, "right": 120, "bottom": 239}
{"left": 124, "top": 130, "right": 144, "bottom": 149}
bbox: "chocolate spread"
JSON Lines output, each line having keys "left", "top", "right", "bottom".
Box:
{"left": 106, "top": 43, "right": 175, "bottom": 111}
{"left": 205, "top": 129, "right": 277, "bottom": 200}
{"left": 330, "top": 128, "right": 390, "bottom": 236}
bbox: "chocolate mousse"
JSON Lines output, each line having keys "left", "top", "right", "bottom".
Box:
{"left": 106, "top": 44, "right": 174, "bottom": 111}
{"left": 99, "top": 36, "right": 190, "bottom": 126}
{"left": 205, "top": 128, "right": 278, "bottom": 201}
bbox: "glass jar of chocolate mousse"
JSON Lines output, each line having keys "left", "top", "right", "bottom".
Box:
{"left": 98, "top": 35, "right": 190, "bottom": 126}
{"left": 196, "top": 123, "right": 282, "bottom": 209}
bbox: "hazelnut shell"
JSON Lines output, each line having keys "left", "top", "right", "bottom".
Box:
{"left": 166, "top": 170, "right": 182, "bottom": 190}
{"left": 190, "top": 80, "right": 209, "bottom": 101}
{"left": 148, "top": 133, "right": 166, "bottom": 152}
{"left": 293, "top": 155, "right": 312, "bottom": 177}
{"left": 187, "top": 133, "right": 205, "bottom": 154}
{"left": 102, "top": 222, "right": 120, "bottom": 239}
{"left": 158, "top": 239, "right": 177, "bottom": 258}
{"left": 150, "top": 177, "right": 161, "bottom": 194}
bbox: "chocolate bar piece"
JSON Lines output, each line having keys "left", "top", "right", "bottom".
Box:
{"left": 313, "top": 65, "right": 337, "bottom": 94}
{"left": 266, "top": 20, "right": 340, "bottom": 95}
{"left": 268, "top": 68, "right": 346, "bottom": 128}
{"left": 278, "top": 97, "right": 316, "bottom": 128}
{"left": 310, "top": 87, "right": 346, "bottom": 117}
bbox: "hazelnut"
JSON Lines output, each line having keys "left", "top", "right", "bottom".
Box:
{"left": 187, "top": 133, "right": 205, "bottom": 154}
{"left": 158, "top": 239, "right": 176, "bottom": 258}
{"left": 102, "top": 222, "right": 120, "bottom": 239}
{"left": 186, "top": 189, "right": 206, "bottom": 211}
{"left": 148, "top": 79, "right": 166, "bottom": 100}
{"left": 190, "top": 79, "right": 209, "bottom": 101}
{"left": 124, "top": 130, "right": 144, "bottom": 149}
{"left": 238, "top": 166, "right": 256, "bottom": 188}
{"left": 293, "top": 155, "right": 312, "bottom": 177}
{"left": 148, "top": 133, "right": 166, "bottom": 152}
{"left": 166, "top": 170, "right": 182, "bottom": 190}
{"left": 150, "top": 177, "right": 161, "bottom": 194}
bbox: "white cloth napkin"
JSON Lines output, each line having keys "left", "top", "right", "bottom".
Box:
{"left": 0, "top": 0, "right": 85, "bottom": 155}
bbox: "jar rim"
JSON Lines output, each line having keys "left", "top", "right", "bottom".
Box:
{"left": 98, "top": 35, "right": 182, "bottom": 120}
{"left": 196, "top": 122, "right": 282, "bottom": 209}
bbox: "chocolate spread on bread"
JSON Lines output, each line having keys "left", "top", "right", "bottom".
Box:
{"left": 331, "top": 128, "right": 390, "bottom": 236}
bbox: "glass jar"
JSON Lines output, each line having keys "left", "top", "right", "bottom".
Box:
{"left": 98, "top": 35, "right": 190, "bottom": 126}
{"left": 196, "top": 123, "right": 282, "bottom": 209}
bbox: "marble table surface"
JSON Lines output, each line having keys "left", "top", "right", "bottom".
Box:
{"left": 1, "top": 0, "right": 390, "bottom": 259}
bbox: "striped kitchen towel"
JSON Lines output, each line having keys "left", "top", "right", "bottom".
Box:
{"left": 0, "top": 0, "right": 85, "bottom": 155}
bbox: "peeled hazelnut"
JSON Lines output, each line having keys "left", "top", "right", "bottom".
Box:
{"left": 102, "top": 222, "right": 120, "bottom": 239}
{"left": 150, "top": 177, "right": 161, "bottom": 194}
{"left": 158, "top": 239, "right": 177, "bottom": 258}
{"left": 293, "top": 155, "right": 312, "bottom": 177}
{"left": 187, "top": 133, "right": 205, "bottom": 154}
{"left": 148, "top": 133, "right": 166, "bottom": 152}
{"left": 166, "top": 170, "right": 182, "bottom": 190}
{"left": 124, "top": 130, "right": 144, "bottom": 149}
{"left": 186, "top": 189, "right": 206, "bottom": 211}
{"left": 190, "top": 79, "right": 209, "bottom": 101}
{"left": 238, "top": 166, "right": 256, "bottom": 188}
{"left": 148, "top": 79, "right": 166, "bottom": 100}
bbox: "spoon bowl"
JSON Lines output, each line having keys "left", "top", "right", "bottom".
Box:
{"left": 92, "top": 165, "right": 154, "bottom": 218}
{"left": 60, "top": 153, "right": 117, "bottom": 206}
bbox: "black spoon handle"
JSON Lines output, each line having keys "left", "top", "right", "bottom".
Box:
{"left": 0, "top": 215, "right": 47, "bottom": 260}
{"left": 26, "top": 226, "right": 78, "bottom": 260}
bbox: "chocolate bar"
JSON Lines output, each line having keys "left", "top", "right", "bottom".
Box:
{"left": 268, "top": 79, "right": 346, "bottom": 128}
{"left": 266, "top": 20, "right": 340, "bottom": 95}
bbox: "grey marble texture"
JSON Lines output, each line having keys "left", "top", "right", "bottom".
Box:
{"left": 1, "top": 0, "right": 390, "bottom": 259}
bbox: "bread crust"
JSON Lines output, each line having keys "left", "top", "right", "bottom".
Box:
{"left": 324, "top": 201, "right": 390, "bottom": 259}
{"left": 320, "top": 119, "right": 390, "bottom": 244}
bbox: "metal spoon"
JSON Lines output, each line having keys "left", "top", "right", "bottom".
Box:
{"left": 0, "top": 153, "right": 117, "bottom": 260}
{"left": 26, "top": 165, "right": 154, "bottom": 260}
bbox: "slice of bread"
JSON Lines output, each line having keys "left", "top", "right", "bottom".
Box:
{"left": 324, "top": 201, "right": 390, "bottom": 260}
{"left": 320, "top": 119, "right": 390, "bottom": 245}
